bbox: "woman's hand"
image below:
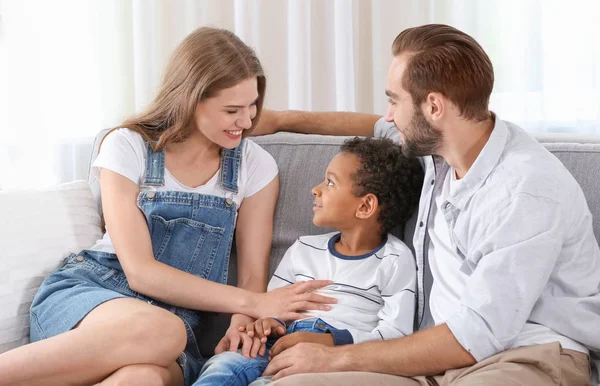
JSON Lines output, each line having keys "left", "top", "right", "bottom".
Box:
{"left": 255, "top": 280, "right": 337, "bottom": 322}
{"left": 215, "top": 314, "right": 263, "bottom": 359}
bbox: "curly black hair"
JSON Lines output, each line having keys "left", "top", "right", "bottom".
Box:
{"left": 340, "top": 137, "right": 424, "bottom": 234}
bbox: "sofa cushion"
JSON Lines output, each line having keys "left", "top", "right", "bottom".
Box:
{"left": 0, "top": 181, "right": 103, "bottom": 353}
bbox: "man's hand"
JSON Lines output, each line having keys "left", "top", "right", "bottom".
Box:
{"left": 269, "top": 332, "right": 334, "bottom": 359}
{"left": 263, "top": 342, "right": 340, "bottom": 380}
{"left": 215, "top": 314, "right": 263, "bottom": 359}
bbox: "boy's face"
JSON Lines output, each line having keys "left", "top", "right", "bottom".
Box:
{"left": 312, "top": 152, "right": 364, "bottom": 229}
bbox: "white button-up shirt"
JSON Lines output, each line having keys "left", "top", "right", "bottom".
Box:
{"left": 375, "top": 116, "right": 600, "bottom": 364}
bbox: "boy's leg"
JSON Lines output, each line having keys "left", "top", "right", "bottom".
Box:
{"left": 194, "top": 351, "right": 270, "bottom": 386}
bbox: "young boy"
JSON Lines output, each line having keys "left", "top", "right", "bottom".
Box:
{"left": 194, "top": 137, "right": 424, "bottom": 386}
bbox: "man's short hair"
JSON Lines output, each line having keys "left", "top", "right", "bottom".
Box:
{"left": 392, "top": 24, "right": 494, "bottom": 121}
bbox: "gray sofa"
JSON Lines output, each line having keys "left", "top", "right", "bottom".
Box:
{"left": 90, "top": 129, "right": 600, "bottom": 382}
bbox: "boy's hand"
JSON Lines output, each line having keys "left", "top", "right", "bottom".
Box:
{"left": 268, "top": 332, "right": 334, "bottom": 359}
{"left": 238, "top": 318, "right": 286, "bottom": 358}
{"left": 244, "top": 317, "right": 287, "bottom": 341}
{"left": 216, "top": 314, "right": 262, "bottom": 359}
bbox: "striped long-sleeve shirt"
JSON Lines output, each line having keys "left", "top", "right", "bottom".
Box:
{"left": 267, "top": 232, "right": 416, "bottom": 345}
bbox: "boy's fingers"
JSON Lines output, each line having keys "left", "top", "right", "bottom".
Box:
{"left": 245, "top": 322, "right": 255, "bottom": 337}
{"left": 254, "top": 320, "right": 266, "bottom": 339}
{"left": 276, "top": 325, "right": 286, "bottom": 336}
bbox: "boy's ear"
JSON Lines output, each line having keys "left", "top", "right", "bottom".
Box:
{"left": 356, "top": 193, "right": 379, "bottom": 220}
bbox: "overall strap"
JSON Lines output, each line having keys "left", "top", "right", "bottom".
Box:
{"left": 142, "top": 141, "right": 165, "bottom": 187}
{"left": 220, "top": 140, "right": 245, "bottom": 193}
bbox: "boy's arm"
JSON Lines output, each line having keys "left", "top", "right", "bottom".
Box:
{"left": 320, "top": 253, "right": 417, "bottom": 346}
{"left": 252, "top": 110, "right": 381, "bottom": 137}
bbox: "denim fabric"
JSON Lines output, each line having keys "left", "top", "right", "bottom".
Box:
{"left": 193, "top": 318, "right": 338, "bottom": 386}
{"left": 30, "top": 140, "right": 245, "bottom": 386}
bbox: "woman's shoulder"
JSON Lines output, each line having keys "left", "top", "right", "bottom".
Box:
{"left": 241, "top": 138, "right": 277, "bottom": 170}
{"left": 237, "top": 138, "right": 278, "bottom": 198}
{"left": 99, "top": 128, "right": 147, "bottom": 159}
{"left": 242, "top": 138, "right": 273, "bottom": 157}
{"left": 103, "top": 128, "right": 145, "bottom": 147}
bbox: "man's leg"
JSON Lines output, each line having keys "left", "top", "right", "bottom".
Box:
{"left": 441, "top": 342, "right": 590, "bottom": 386}
{"left": 270, "top": 372, "right": 430, "bottom": 386}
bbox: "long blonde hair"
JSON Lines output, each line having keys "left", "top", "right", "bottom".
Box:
{"left": 106, "top": 27, "right": 266, "bottom": 151}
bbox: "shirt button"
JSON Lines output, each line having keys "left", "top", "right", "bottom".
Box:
{"left": 419, "top": 221, "right": 424, "bottom": 227}
{"left": 76, "top": 255, "right": 84, "bottom": 262}
{"left": 430, "top": 179, "right": 435, "bottom": 185}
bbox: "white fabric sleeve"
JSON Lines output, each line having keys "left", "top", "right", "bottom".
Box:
{"left": 242, "top": 140, "right": 279, "bottom": 199}
{"left": 91, "top": 129, "right": 145, "bottom": 185}
{"left": 267, "top": 242, "right": 298, "bottom": 291}
{"left": 347, "top": 253, "right": 417, "bottom": 344}
{"left": 373, "top": 117, "right": 400, "bottom": 144}
{"left": 446, "top": 194, "right": 564, "bottom": 361}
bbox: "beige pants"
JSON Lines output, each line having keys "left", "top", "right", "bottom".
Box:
{"left": 270, "top": 343, "right": 591, "bottom": 386}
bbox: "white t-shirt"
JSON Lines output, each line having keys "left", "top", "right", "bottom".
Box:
{"left": 268, "top": 232, "right": 416, "bottom": 344}
{"left": 89, "top": 128, "right": 278, "bottom": 253}
{"left": 428, "top": 167, "right": 466, "bottom": 324}
{"left": 428, "top": 168, "right": 587, "bottom": 353}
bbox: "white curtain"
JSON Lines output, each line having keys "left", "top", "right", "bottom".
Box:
{"left": 1, "top": 0, "right": 599, "bottom": 189}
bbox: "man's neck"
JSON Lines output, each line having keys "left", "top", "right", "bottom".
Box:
{"left": 439, "top": 115, "right": 495, "bottom": 179}
{"left": 335, "top": 226, "right": 384, "bottom": 256}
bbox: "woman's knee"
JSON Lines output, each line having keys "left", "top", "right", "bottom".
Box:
{"left": 100, "top": 364, "right": 172, "bottom": 386}
{"left": 125, "top": 308, "right": 187, "bottom": 363}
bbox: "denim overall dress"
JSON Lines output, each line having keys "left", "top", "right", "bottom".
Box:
{"left": 30, "top": 140, "right": 244, "bottom": 386}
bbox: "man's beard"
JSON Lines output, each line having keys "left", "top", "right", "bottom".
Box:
{"left": 400, "top": 106, "right": 442, "bottom": 158}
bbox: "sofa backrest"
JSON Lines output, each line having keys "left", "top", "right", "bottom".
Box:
{"left": 89, "top": 130, "right": 600, "bottom": 275}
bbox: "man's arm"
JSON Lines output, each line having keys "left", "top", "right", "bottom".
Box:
{"left": 338, "top": 323, "right": 475, "bottom": 376}
{"left": 252, "top": 109, "right": 381, "bottom": 136}
{"left": 263, "top": 323, "right": 475, "bottom": 380}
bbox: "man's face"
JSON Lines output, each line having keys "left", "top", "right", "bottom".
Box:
{"left": 384, "top": 55, "right": 442, "bottom": 157}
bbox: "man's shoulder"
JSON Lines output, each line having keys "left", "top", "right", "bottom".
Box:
{"left": 492, "top": 122, "right": 576, "bottom": 200}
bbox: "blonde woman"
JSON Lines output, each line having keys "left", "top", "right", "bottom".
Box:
{"left": 0, "top": 27, "right": 334, "bottom": 386}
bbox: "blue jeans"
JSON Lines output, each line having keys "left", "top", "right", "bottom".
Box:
{"left": 193, "top": 318, "right": 338, "bottom": 386}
